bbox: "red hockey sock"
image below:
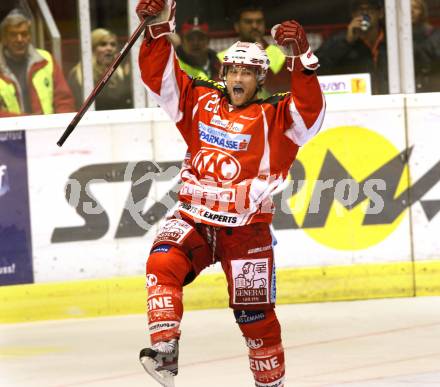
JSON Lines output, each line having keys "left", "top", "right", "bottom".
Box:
{"left": 146, "top": 246, "right": 192, "bottom": 344}
{"left": 249, "top": 343, "right": 285, "bottom": 387}
{"left": 147, "top": 284, "right": 183, "bottom": 344}
{"left": 236, "top": 309, "right": 285, "bottom": 386}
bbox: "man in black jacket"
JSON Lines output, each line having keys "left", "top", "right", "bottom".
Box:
{"left": 316, "top": 0, "right": 388, "bottom": 94}
{"left": 412, "top": 0, "right": 440, "bottom": 92}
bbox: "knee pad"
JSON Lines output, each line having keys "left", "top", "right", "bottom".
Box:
{"left": 147, "top": 244, "right": 192, "bottom": 287}
{"left": 234, "top": 308, "right": 285, "bottom": 387}
{"left": 146, "top": 245, "right": 192, "bottom": 344}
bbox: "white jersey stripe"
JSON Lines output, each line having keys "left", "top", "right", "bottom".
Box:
{"left": 244, "top": 106, "right": 275, "bottom": 223}
{"left": 140, "top": 48, "right": 183, "bottom": 123}
{"left": 258, "top": 105, "right": 271, "bottom": 176}
{"left": 192, "top": 92, "right": 212, "bottom": 119}
{"left": 162, "top": 49, "right": 183, "bottom": 123}
{"left": 284, "top": 94, "right": 326, "bottom": 146}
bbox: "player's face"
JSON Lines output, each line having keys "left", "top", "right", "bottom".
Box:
{"left": 225, "top": 65, "right": 258, "bottom": 107}
{"left": 3, "top": 22, "right": 31, "bottom": 61}
{"left": 234, "top": 10, "right": 265, "bottom": 43}
{"left": 94, "top": 36, "right": 117, "bottom": 66}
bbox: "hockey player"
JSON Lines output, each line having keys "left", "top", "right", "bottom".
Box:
{"left": 136, "top": 1, "right": 325, "bottom": 386}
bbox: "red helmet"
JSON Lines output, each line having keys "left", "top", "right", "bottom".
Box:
{"left": 221, "top": 41, "right": 270, "bottom": 83}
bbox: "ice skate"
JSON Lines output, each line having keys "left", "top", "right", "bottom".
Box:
{"left": 139, "top": 339, "right": 178, "bottom": 387}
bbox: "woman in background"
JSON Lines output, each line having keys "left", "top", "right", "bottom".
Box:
{"left": 68, "top": 28, "right": 132, "bottom": 110}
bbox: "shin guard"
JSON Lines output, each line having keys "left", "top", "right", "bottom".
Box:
{"left": 147, "top": 285, "right": 183, "bottom": 344}
{"left": 235, "top": 309, "right": 285, "bottom": 387}
{"left": 146, "top": 246, "right": 192, "bottom": 345}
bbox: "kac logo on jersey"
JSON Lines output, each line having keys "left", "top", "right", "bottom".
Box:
{"left": 0, "top": 164, "right": 10, "bottom": 197}
{"left": 192, "top": 148, "right": 241, "bottom": 182}
{"left": 198, "top": 122, "right": 250, "bottom": 151}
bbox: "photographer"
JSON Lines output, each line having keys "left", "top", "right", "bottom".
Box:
{"left": 316, "top": 0, "right": 387, "bottom": 94}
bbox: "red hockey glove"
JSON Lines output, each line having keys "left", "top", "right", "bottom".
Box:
{"left": 272, "top": 20, "right": 308, "bottom": 56}
{"left": 271, "top": 20, "right": 319, "bottom": 72}
{"left": 138, "top": 0, "right": 176, "bottom": 41}
{"left": 136, "top": 0, "right": 165, "bottom": 20}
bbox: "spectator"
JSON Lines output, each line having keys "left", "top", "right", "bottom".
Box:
{"left": 316, "top": 0, "right": 388, "bottom": 94}
{"left": 412, "top": 0, "right": 440, "bottom": 92}
{"left": 0, "top": 9, "right": 75, "bottom": 117}
{"left": 218, "top": 3, "right": 289, "bottom": 97}
{"left": 68, "top": 28, "right": 132, "bottom": 111}
{"left": 173, "top": 17, "right": 221, "bottom": 81}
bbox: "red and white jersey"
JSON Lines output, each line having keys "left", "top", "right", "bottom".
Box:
{"left": 139, "top": 37, "right": 325, "bottom": 227}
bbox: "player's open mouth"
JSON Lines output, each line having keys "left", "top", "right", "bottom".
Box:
{"left": 233, "top": 85, "right": 245, "bottom": 97}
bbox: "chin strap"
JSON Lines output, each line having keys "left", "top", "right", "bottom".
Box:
{"left": 145, "top": 0, "right": 176, "bottom": 40}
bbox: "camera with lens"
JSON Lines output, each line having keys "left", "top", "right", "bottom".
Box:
{"left": 360, "top": 13, "right": 371, "bottom": 31}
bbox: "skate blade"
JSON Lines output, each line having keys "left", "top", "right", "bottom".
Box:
{"left": 140, "top": 355, "right": 175, "bottom": 387}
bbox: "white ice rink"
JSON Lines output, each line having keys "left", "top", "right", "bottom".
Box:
{"left": 1, "top": 297, "right": 440, "bottom": 387}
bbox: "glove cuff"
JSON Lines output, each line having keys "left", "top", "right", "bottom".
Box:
{"left": 146, "top": 19, "right": 175, "bottom": 39}
{"left": 285, "top": 47, "right": 319, "bottom": 72}
{"left": 298, "top": 47, "right": 319, "bottom": 71}
{"left": 144, "top": 0, "right": 176, "bottom": 40}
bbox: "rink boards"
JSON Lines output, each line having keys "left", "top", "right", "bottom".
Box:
{"left": 0, "top": 93, "right": 439, "bottom": 322}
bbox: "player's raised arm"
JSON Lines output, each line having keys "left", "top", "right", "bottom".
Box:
{"left": 137, "top": 0, "right": 195, "bottom": 124}
{"left": 272, "top": 20, "right": 326, "bottom": 146}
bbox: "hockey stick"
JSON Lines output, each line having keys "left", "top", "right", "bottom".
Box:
{"left": 56, "top": 16, "right": 151, "bottom": 147}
